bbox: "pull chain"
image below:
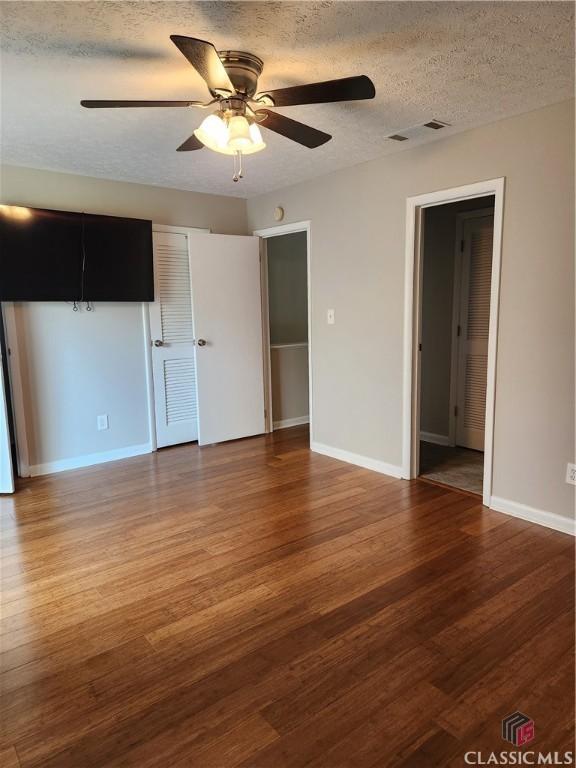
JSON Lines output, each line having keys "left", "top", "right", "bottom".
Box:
{"left": 232, "top": 151, "right": 244, "bottom": 183}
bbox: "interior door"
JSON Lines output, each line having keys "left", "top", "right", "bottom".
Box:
{"left": 189, "top": 233, "right": 265, "bottom": 445}
{"left": 149, "top": 231, "right": 199, "bottom": 448}
{"left": 456, "top": 214, "right": 494, "bottom": 451}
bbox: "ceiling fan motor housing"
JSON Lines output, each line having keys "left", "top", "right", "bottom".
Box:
{"left": 217, "top": 51, "right": 264, "bottom": 98}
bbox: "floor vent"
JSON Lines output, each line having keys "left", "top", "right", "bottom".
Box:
{"left": 387, "top": 119, "right": 450, "bottom": 142}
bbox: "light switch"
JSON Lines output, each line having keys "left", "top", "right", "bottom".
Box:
{"left": 327, "top": 309, "right": 335, "bottom": 325}
{"left": 97, "top": 414, "right": 109, "bottom": 431}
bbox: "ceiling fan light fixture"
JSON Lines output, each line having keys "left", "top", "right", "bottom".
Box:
{"left": 81, "top": 36, "right": 376, "bottom": 184}
{"left": 227, "top": 115, "right": 253, "bottom": 150}
{"left": 226, "top": 120, "right": 266, "bottom": 154}
{"left": 193, "top": 112, "right": 266, "bottom": 157}
{"left": 248, "top": 122, "right": 265, "bottom": 148}
{"left": 193, "top": 113, "right": 229, "bottom": 151}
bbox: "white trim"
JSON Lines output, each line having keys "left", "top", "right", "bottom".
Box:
{"left": 403, "top": 204, "right": 416, "bottom": 480}
{"left": 1, "top": 302, "right": 30, "bottom": 477}
{"left": 483, "top": 184, "right": 505, "bottom": 507}
{"left": 420, "top": 431, "right": 452, "bottom": 446}
{"left": 403, "top": 178, "right": 505, "bottom": 507}
{"left": 254, "top": 221, "right": 313, "bottom": 443}
{"left": 273, "top": 415, "right": 310, "bottom": 430}
{"left": 141, "top": 303, "right": 157, "bottom": 452}
{"left": 270, "top": 342, "right": 308, "bottom": 349}
{"left": 489, "top": 496, "right": 575, "bottom": 537}
{"left": 253, "top": 221, "right": 311, "bottom": 238}
{"left": 152, "top": 223, "right": 210, "bottom": 235}
{"left": 311, "top": 441, "right": 403, "bottom": 479}
{"left": 259, "top": 238, "right": 273, "bottom": 433}
{"left": 29, "top": 442, "right": 153, "bottom": 477}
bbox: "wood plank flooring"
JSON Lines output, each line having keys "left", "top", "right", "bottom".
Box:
{"left": 1, "top": 426, "right": 574, "bottom": 767}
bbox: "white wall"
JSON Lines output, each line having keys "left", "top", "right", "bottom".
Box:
{"left": 271, "top": 345, "right": 309, "bottom": 426}
{"left": 0, "top": 166, "right": 247, "bottom": 471}
{"left": 0, "top": 166, "right": 247, "bottom": 235}
{"left": 248, "top": 99, "right": 575, "bottom": 522}
{"left": 12, "top": 302, "right": 151, "bottom": 470}
{"left": 267, "top": 232, "right": 308, "bottom": 344}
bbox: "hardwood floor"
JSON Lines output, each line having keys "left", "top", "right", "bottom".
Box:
{"left": 1, "top": 426, "right": 574, "bottom": 767}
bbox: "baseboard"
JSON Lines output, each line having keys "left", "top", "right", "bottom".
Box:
{"left": 29, "top": 442, "right": 153, "bottom": 477}
{"left": 420, "top": 431, "right": 452, "bottom": 446}
{"left": 490, "top": 495, "right": 575, "bottom": 536}
{"left": 273, "top": 416, "right": 310, "bottom": 430}
{"left": 311, "top": 441, "right": 404, "bottom": 479}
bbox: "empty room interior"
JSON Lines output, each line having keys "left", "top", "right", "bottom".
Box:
{"left": 0, "top": 2, "right": 574, "bottom": 766}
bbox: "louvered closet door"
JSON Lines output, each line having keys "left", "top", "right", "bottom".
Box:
{"left": 149, "top": 231, "right": 198, "bottom": 447}
{"left": 456, "top": 215, "right": 494, "bottom": 451}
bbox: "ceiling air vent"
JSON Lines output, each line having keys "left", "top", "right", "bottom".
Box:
{"left": 387, "top": 119, "right": 450, "bottom": 142}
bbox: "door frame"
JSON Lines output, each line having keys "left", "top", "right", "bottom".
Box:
{"left": 252, "top": 221, "right": 313, "bottom": 443}
{"left": 448, "top": 208, "right": 496, "bottom": 447}
{"left": 0, "top": 310, "right": 15, "bottom": 492}
{"left": 403, "top": 178, "right": 505, "bottom": 506}
{"left": 1, "top": 302, "right": 31, "bottom": 476}
{"left": 146, "top": 224, "right": 209, "bottom": 451}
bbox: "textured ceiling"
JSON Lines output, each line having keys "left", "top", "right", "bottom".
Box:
{"left": 0, "top": 1, "right": 573, "bottom": 198}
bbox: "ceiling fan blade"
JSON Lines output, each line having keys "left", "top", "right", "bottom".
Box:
{"left": 176, "top": 134, "right": 204, "bottom": 152}
{"left": 256, "top": 110, "right": 331, "bottom": 148}
{"left": 257, "top": 75, "right": 375, "bottom": 107}
{"left": 81, "top": 100, "right": 203, "bottom": 108}
{"left": 170, "top": 35, "right": 235, "bottom": 96}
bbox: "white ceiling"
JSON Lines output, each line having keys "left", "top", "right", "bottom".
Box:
{"left": 1, "top": 1, "right": 573, "bottom": 198}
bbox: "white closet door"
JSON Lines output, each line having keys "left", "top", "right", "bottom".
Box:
{"left": 149, "top": 231, "right": 198, "bottom": 448}
{"left": 189, "top": 233, "right": 265, "bottom": 445}
{"left": 456, "top": 215, "right": 494, "bottom": 451}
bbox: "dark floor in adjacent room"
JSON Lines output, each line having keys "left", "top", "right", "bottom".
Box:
{"left": 419, "top": 440, "right": 484, "bottom": 495}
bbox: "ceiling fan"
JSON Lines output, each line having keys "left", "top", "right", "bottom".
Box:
{"left": 81, "top": 35, "right": 376, "bottom": 181}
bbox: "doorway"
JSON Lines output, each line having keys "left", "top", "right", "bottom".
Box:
{"left": 255, "top": 222, "right": 312, "bottom": 439}
{"left": 404, "top": 179, "right": 504, "bottom": 505}
{"left": 419, "top": 199, "right": 495, "bottom": 495}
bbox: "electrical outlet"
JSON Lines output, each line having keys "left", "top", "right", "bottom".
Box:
{"left": 97, "top": 414, "right": 109, "bottom": 431}
{"left": 327, "top": 309, "right": 335, "bottom": 325}
{"left": 566, "top": 463, "right": 576, "bottom": 485}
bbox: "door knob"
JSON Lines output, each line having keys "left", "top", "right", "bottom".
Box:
{"left": 153, "top": 339, "right": 164, "bottom": 347}
{"left": 197, "top": 338, "right": 207, "bottom": 347}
